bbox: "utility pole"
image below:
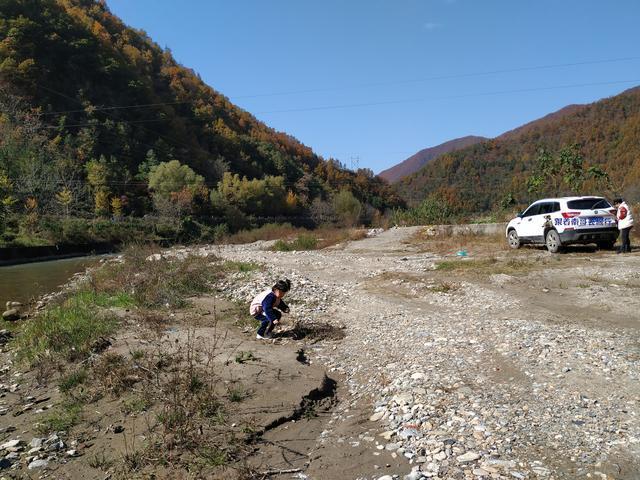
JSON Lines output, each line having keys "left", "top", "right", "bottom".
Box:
{"left": 350, "top": 155, "right": 360, "bottom": 172}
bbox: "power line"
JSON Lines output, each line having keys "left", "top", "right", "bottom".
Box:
{"left": 40, "top": 100, "right": 191, "bottom": 116}
{"left": 231, "top": 56, "right": 640, "bottom": 99}
{"left": 37, "top": 84, "right": 200, "bottom": 155}
{"left": 43, "top": 118, "right": 166, "bottom": 129}
{"left": 33, "top": 56, "right": 640, "bottom": 116}
{"left": 254, "top": 79, "right": 640, "bottom": 115}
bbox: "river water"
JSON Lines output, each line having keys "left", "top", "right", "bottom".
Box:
{"left": 0, "top": 256, "right": 102, "bottom": 307}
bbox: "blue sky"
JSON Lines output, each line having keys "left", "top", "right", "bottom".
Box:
{"left": 107, "top": 0, "right": 640, "bottom": 173}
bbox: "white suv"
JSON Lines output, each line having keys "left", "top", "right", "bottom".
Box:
{"left": 506, "top": 196, "right": 618, "bottom": 253}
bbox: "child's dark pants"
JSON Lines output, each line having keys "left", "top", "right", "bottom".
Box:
{"left": 256, "top": 310, "right": 282, "bottom": 336}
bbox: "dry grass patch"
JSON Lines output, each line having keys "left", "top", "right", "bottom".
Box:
{"left": 222, "top": 223, "right": 302, "bottom": 244}
{"left": 434, "top": 256, "right": 545, "bottom": 276}
{"left": 88, "top": 244, "right": 223, "bottom": 309}
{"left": 407, "top": 229, "right": 509, "bottom": 256}
{"left": 428, "top": 281, "right": 460, "bottom": 293}
{"left": 222, "top": 223, "right": 367, "bottom": 250}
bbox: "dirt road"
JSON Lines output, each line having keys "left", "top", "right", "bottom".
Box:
{"left": 214, "top": 227, "right": 640, "bottom": 479}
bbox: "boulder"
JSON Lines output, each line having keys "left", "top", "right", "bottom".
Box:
{"left": 2, "top": 309, "right": 20, "bottom": 322}
{"left": 0, "top": 329, "right": 12, "bottom": 344}
{"left": 28, "top": 459, "right": 49, "bottom": 469}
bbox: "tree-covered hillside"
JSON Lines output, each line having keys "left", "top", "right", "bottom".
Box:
{"left": 396, "top": 86, "right": 640, "bottom": 214}
{"left": 0, "top": 0, "right": 401, "bottom": 244}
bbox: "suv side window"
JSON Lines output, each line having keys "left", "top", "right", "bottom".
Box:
{"left": 523, "top": 204, "right": 541, "bottom": 217}
{"left": 538, "top": 202, "right": 559, "bottom": 215}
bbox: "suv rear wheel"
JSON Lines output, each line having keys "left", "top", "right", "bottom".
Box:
{"left": 507, "top": 229, "right": 521, "bottom": 249}
{"left": 545, "top": 229, "right": 562, "bottom": 253}
{"left": 597, "top": 240, "right": 615, "bottom": 250}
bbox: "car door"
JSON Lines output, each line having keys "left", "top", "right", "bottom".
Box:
{"left": 518, "top": 203, "right": 542, "bottom": 240}
{"left": 535, "top": 202, "right": 557, "bottom": 240}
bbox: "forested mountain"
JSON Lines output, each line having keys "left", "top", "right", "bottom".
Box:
{"left": 378, "top": 136, "right": 486, "bottom": 183}
{"left": 396, "top": 86, "right": 640, "bottom": 213}
{"left": 0, "top": 0, "right": 401, "bottom": 243}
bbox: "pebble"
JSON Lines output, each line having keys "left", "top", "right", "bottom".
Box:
{"left": 370, "top": 411, "right": 385, "bottom": 422}
{"left": 27, "top": 459, "right": 49, "bottom": 469}
{"left": 0, "top": 440, "right": 22, "bottom": 451}
{"left": 457, "top": 451, "right": 480, "bottom": 463}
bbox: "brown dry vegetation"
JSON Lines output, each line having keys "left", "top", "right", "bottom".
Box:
{"left": 224, "top": 223, "right": 367, "bottom": 251}
{"left": 404, "top": 228, "right": 509, "bottom": 256}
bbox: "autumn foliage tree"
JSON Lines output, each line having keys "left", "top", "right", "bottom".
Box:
{"left": 332, "top": 189, "right": 362, "bottom": 227}
{"left": 527, "top": 145, "right": 614, "bottom": 197}
{"left": 148, "top": 160, "right": 206, "bottom": 218}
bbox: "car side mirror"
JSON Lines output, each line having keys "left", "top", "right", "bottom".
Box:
{"left": 517, "top": 213, "right": 524, "bottom": 218}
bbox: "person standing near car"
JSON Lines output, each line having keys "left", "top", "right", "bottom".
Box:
{"left": 613, "top": 197, "right": 634, "bottom": 253}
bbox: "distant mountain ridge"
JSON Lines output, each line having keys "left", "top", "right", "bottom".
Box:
{"left": 396, "top": 86, "right": 640, "bottom": 212}
{"left": 378, "top": 136, "right": 487, "bottom": 183}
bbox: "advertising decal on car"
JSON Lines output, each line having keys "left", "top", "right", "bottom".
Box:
{"left": 553, "top": 217, "right": 615, "bottom": 227}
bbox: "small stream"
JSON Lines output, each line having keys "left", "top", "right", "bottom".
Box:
{"left": 0, "top": 256, "right": 102, "bottom": 306}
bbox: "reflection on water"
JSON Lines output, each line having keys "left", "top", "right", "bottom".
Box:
{"left": 0, "top": 256, "right": 101, "bottom": 306}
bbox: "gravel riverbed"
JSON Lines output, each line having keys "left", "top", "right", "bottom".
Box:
{"left": 156, "top": 227, "right": 640, "bottom": 479}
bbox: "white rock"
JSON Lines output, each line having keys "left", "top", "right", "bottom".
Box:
{"left": 28, "top": 459, "right": 49, "bottom": 469}
{"left": 369, "top": 411, "right": 385, "bottom": 422}
{"left": 0, "top": 440, "right": 22, "bottom": 451}
{"left": 457, "top": 451, "right": 481, "bottom": 463}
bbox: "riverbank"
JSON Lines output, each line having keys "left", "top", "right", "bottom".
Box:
{"left": 0, "top": 242, "right": 117, "bottom": 267}
{"left": 0, "top": 245, "right": 407, "bottom": 479}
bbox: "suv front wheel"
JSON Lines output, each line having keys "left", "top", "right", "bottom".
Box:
{"left": 545, "top": 229, "right": 562, "bottom": 253}
{"left": 507, "top": 229, "right": 521, "bottom": 249}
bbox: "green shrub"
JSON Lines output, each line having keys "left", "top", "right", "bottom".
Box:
{"left": 61, "top": 218, "right": 93, "bottom": 243}
{"left": 14, "top": 294, "right": 119, "bottom": 365}
{"left": 332, "top": 189, "right": 362, "bottom": 226}
{"left": 392, "top": 196, "right": 459, "bottom": 226}
{"left": 272, "top": 233, "right": 318, "bottom": 251}
{"left": 36, "top": 400, "right": 82, "bottom": 434}
{"left": 58, "top": 369, "right": 88, "bottom": 394}
{"left": 272, "top": 239, "right": 293, "bottom": 251}
{"left": 292, "top": 233, "right": 317, "bottom": 250}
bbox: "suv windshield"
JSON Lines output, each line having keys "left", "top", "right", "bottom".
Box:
{"left": 522, "top": 204, "right": 541, "bottom": 217}
{"left": 566, "top": 198, "right": 611, "bottom": 210}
